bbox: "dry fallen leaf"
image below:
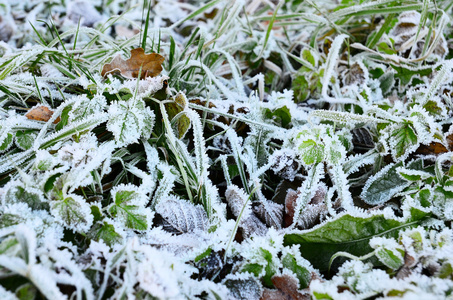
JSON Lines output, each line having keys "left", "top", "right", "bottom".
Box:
{"left": 25, "top": 105, "right": 60, "bottom": 124}
{"left": 101, "top": 48, "right": 164, "bottom": 79}
{"left": 261, "top": 274, "right": 310, "bottom": 300}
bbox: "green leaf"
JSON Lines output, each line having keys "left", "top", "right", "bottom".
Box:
{"left": 390, "top": 122, "right": 418, "bottom": 159}
{"left": 241, "top": 263, "right": 263, "bottom": 277}
{"left": 281, "top": 253, "right": 311, "bottom": 289}
{"left": 16, "top": 283, "right": 37, "bottom": 300}
{"left": 438, "top": 262, "right": 453, "bottom": 279}
{"left": 0, "top": 213, "right": 22, "bottom": 229}
{"left": 55, "top": 105, "right": 71, "bottom": 131}
{"left": 375, "top": 247, "right": 404, "bottom": 270}
{"left": 361, "top": 162, "right": 411, "bottom": 205}
{"left": 283, "top": 208, "right": 428, "bottom": 271}
{"left": 50, "top": 195, "right": 92, "bottom": 231}
{"left": 423, "top": 100, "right": 443, "bottom": 117}
{"left": 417, "top": 188, "right": 432, "bottom": 208}
{"left": 89, "top": 221, "right": 122, "bottom": 246}
{"left": 391, "top": 65, "right": 433, "bottom": 86}
{"left": 377, "top": 42, "right": 397, "bottom": 55}
{"left": 15, "top": 130, "right": 36, "bottom": 150}
{"left": 260, "top": 248, "right": 277, "bottom": 288}
{"left": 194, "top": 248, "right": 212, "bottom": 263}
{"left": 91, "top": 205, "right": 103, "bottom": 222}
{"left": 107, "top": 101, "right": 142, "bottom": 144}
{"left": 0, "top": 132, "right": 13, "bottom": 151}
{"left": 379, "top": 72, "right": 394, "bottom": 95}
{"left": 0, "top": 236, "right": 19, "bottom": 255}
{"left": 165, "top": 96, "right": 191, "bottom": 139}
{"left": 264, "top": 106, "right": 292, "bottom": 128}
{"left": 292, "top": 75, "right": 310, "bottom": 103}
{"left": 109, "top": 189, "right": 148, "bottom": 231}
{"left": 302, "top": 49, "right": 316, "bottom": 66}
{"left": 44, "top": 173, "right": 61, "bottom": 193}
{"left": 6, "top": 185, "right": 48, "bottom": 211}
{"left": 298, "top": 139, "right": 324, "bottom": 165}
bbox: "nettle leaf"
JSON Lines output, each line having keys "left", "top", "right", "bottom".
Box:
{"left": 50, "top": 194, "right": 93, "bottom": 232}
{"left": 88, "top": 221, "right": 122, "bottom": 246}
{"left": 283, "top": 208, "right": 428, "bottom": 271}
{"left": 109, "top": 185, "right": 150, "bottom": 231}
{"left": 69, "top": 94, "right": 106, "bottom": 122}
{"left": 298, "top": 139, "right": 324, "bottom": 165}
{"left": 156, "top": 198, "right": 208, "bottom": 234}
{"left": 388, "top": 121, "right": 419, "bottom": 159}
{"left": 15, "top": 130, "right": 37, "bottom": 150}
{"left": 361, "top": 162, "right": 411, "bottom": 205}
{"left": 391, "top": 64, "right": 433, "bottom": 86}
{"left": 5, "top": 184, "right": 48, "bottom": 211}
{"left": 107, "top": 100, "right": 142, "bottom": 144}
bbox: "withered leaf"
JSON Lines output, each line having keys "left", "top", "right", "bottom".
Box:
{"left": 101, "top": 47, "right": 164, "bottom": 79}
{"left": 25, "top": 105, "right": 60, "bottom": 124}
{"left": 416, "top": 142, "right": 448, "bottom": 155}
{"left": 165, "top": 93, "right": 191, "bottom": 139}
{"left": 261, "top": 274, "right": 310, "bottom": 300}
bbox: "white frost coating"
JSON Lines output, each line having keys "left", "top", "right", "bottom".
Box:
{"left": 321, "top": 34, "right": 352, "bottom": 103}
{"left": 150, "top": 164, "right": 177, "bottom": 209}
{"left": 225, "top": 185, "right": 251, "bottom": 218}
{"left": 156, "top": 198, "right": 209, "bottom": 233}
{"left": 291, "top": 163, "right": 324, "bottom": 230}
{"left": 107, "top": 100, "right": 143, "bottom": 145}
{"left": 50, "top": 193, "right": 93, "bottom": 232}
{"left": 329, "top": 164, "right": 354, "bottom": 211}
{"left": 269, "top": 148, "right": 299, "bottom": 181}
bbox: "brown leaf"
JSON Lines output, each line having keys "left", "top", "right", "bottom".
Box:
{"left": 261, "top": 274, "right": 310, "bottom": 300}
{"left": 416, "top": 142, "right": 448, "bottom": 155}
{"left": 101, "top": 48, "right": 164, "bottom": 79}
{"left": 284, "top": 189, "right": 298, "bottom": 228}
{"left": 25, "top": 105, "right": 60, "bottom": 124}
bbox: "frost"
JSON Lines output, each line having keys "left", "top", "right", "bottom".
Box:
{"left": 1, "top": 1, "right": 453, "bottom": 298}
{"left": 269, "top": 149, "right": 300, "bottom": 181}
{"left": 50, "top": 193, "right": 93, "bottom": 232}
{"left": 156, "top": 197, "right": 209, "bottom": 234}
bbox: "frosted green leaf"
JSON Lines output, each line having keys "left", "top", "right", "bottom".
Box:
{"left": 281, "top": 253, "right": 311, "bottom": 289}
{"left": 389, "top": 122, "right": 418, "bottom": 159}
{"left": 299, "top": 139, "right": 324, "bottom": 165}
{"left": 109, "top": 187, "right": 149, "bottom": 231}
{"left": 50, "top": 194, "right": 93, "bottom": 232}
{"left": 107, "top": 101, "right": 142, "bottom": 144}
{"left": 0, "top": 132, "right": 13, "bottom": 152}
{"left": 361, "top": 162, "right": 411, "bottom": 205}
{"left": 5, "top": 185, "right": 48, "bottom": 211}
{"left": 88, "top": 221, "right": 122, "bottom": 246}
{"left": 284, "top": 208, "right": 428, "bottom": 271}
{"left": 375, "top": 247, "right": 404, "bottom": 270}
{"left": 15, "top": 130, "right": 36, "bottom": 150}
{"left": 310, "top": 110, "right": 384, "bottom": 125}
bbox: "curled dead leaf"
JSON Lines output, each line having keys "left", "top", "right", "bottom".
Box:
{"left": 25, "top": 105, "right": 60, "bottom": 124}
{"left": 261, "top": 274, "right": 310, "bottom": 300}
{"left": 101, "top": 47, "right": 164, "bottom": 79}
